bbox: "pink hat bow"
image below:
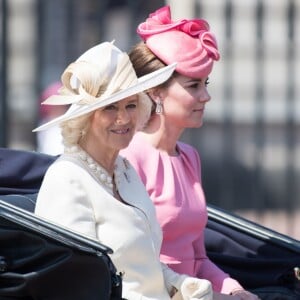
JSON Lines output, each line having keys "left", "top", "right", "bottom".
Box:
{"left": 137, "top": 6, "right": 220, "bottom": 79}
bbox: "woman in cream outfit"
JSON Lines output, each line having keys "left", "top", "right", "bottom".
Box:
{"left": 32, "top": 42, "right": 227, "bottom": 300}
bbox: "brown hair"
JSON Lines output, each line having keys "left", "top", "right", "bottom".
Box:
{"left": 129, "top": 41, "right": 177, "bottom": 89}
{"left": 129, "top": 42, "right": 178, "bottom": 117}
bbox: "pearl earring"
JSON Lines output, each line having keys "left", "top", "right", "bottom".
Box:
{"left": 155, "top": 99, "right": 163, "bottom": 114}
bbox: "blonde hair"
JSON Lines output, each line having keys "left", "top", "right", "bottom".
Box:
{"left": 60, "top": 112, "right": 93, "bottom": 147}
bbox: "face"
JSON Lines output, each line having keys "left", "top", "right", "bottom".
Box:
{"left": 86, "top": 96, "right": 139, "bottom": 154}
{"left": 158, "top": 74, "right": 211, "bottom": 129}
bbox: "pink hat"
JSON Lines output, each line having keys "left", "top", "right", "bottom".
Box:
{"left": 137, "top": 6, "right": 220, "bottom": 79}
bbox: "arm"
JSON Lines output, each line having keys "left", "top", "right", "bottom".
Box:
{"left": 190, "top": 204, "right": 242, "bottom": 293}
{"left": 196, "top": 254, "right": 242, "bottom": 294}
{"left": 188, "top": 148, "right": 243, "bottom": 294}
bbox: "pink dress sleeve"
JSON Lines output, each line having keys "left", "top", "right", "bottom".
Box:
{"left": 120, "top": 133, "right": 243, "bottom": 294}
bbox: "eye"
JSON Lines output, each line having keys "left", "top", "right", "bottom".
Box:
{"left": 190, "top": 83, "right": 199, "bottom": 89}
{"left": 205, "top": 78, "right": 210, "bottom": 86}
{"left": 126, "top": 103, "right": 137, "bottom": 109}
{"left": 104, "top": 105, "right": 116, "bottom": 111}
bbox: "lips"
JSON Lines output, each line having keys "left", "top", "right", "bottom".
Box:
{"left": 193, "top": 108, "right": 204, "bottom": 112}
{"left": 111, "top": 128, "right": 130, "bottom": 134}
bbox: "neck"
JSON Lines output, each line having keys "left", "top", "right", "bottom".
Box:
{"left": 66, "top": 145, "right": 117, "bottom": 191}
{"left": 143, "top": 115, "right": 183, "bottom": 156}
{"left": 78, "top": 142, "right": 118, "bottom": 176}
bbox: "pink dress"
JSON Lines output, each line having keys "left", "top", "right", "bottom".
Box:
{"left": 121, "top": 132, "right": 242, "bottom": 294}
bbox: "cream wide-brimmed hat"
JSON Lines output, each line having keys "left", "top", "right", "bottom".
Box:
{"left": 33, "top": 41, "right": 176, "bottom": 132}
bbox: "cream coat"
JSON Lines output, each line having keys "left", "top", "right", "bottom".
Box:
{"left": 35, "top": 154, "right": 185, "bottom": 300}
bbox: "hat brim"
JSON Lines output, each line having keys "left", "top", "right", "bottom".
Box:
{"left": 33, "top": 62, "right": 176, "bottom": 132}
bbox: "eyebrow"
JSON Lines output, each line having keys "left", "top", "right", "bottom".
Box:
{"left": 183, "top": 79, "right": 201, "bottom": 84}
{"left": 127, "top": 97, "right": 138, "bottom": 102}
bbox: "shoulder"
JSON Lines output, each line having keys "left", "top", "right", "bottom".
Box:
{"left": 42, "top": 155, "right": 94, "bottom": 188}
{"left": 177, "top": 141, "right": 199, "bottom": 157}
{"left": 177, "top": 141, "right": 201, "bottom": 171}
{"left": 121, "top": 132, "right": 152, "bottom": 158}
{"left": 120, "top": 133, "right": 156, "bottom": 170}
{"left": 37, "top": 156, "right": 101, "bottom": 213}
{"left": 45, "top": 156, "right": 83, "bottom": 175}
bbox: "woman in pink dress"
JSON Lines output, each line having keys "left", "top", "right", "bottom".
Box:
{"left": 121, "top": 5, "right": 259, "bottom": 300}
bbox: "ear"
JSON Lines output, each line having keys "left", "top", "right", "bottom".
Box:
{"left": 147, "top": 88, "right": 163, "bottom": 104}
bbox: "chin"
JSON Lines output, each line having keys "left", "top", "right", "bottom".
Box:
{"left": 116, "top": 140, "right": 132, "bottom": 151}
{"left": 189, "top": 121, "right": 203, "bottom": 128}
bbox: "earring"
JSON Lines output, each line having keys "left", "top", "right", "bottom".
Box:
{"left": 155, "top": 99, "right": 163, "bottom": 114}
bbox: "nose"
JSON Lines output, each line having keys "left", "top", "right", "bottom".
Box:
{"left": 200, "top": 87, "right": 211, "bottom": 103}
{"left": 116, "top": 108, "right": 130, "bottom": 124}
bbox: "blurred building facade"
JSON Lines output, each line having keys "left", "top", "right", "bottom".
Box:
{"left": 0, "top": 0, "right": 300, "bottom": 238}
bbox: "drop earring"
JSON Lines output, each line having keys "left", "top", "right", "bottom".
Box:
{"left": 155, "top": 99, "right": 163, "bottom": 114}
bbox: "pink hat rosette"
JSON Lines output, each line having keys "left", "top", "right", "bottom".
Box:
{"left": 137, "top": 6, "right": 220, "bottom": 79}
